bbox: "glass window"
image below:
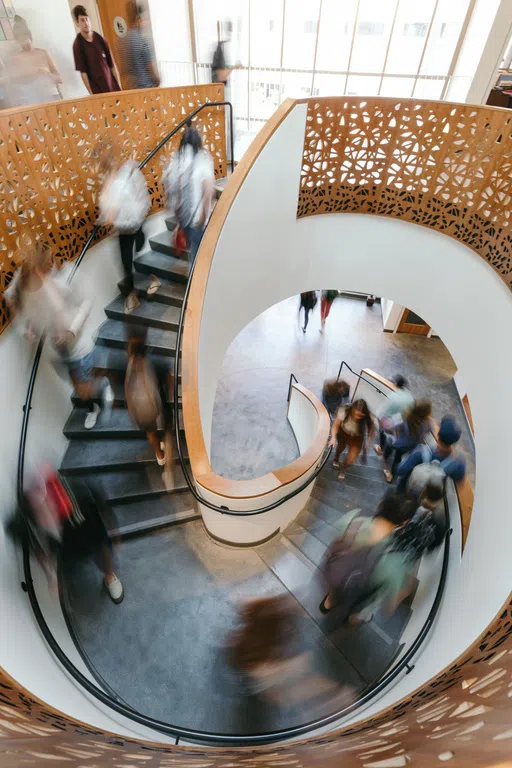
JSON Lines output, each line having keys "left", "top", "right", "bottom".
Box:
{"left": 314, "top": 73, "right": 347, "bottom": 97}
{"left": 349, "top": 0, "right": 397, "bottom": 74}
{"left": 413, "top": 77, "right": 444, "bottom": 99}
{"left": 282, "top": 0, "right": 321, "bottom": 70}
{"left": 281, "top": 71, "right": 314, "bottom": 100}
{"left": 250, "top": 0, "right": 284, "bottom": 69}
{"left": 385, "top": 0, "right": 436, "bottom": 75}
{"left": 420, "top": 0, "right": 471, "bottom": 76}
{"left": 346, "top": 74, "right": 381, "bottom": 95}
{"left": 315, "top": 0, "right": 359, "bottom": 72}
{"left": 249, "top": 68, "right": 283, "bottom": 121}
{"left": 379, "top": 76, "right": 415, "bottom": 97}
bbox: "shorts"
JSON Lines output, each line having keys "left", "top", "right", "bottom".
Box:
{"left": 62, "top": 350, "right": 94, "bottom": 383}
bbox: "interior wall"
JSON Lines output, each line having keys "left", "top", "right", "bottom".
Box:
{"left": 196, "top": 102, "right": 512, "bottom": 719}
{"left": 15, "top": 0, "right": 88, "bottom": 98}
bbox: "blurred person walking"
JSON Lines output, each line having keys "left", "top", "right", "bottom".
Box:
{"left": 125, "top": 325, "right": 166, "bottom": 466}
{"left": 319, "top": 490, "right": 413, "bottom": 623}
{"left": 321, "top": 378, "right": 350, "bottom": 421}
{"left": 377, "top": 399, "right": 433, "bottom": 483}
{"left": 72, "top": 5, "right": 121, "bottom": 94}
{"left": 98, "top": 143, "right": 151, "bottom": 314}
{"left": 374, "top": 374, "right": 414, "bottom": 449}
{"left": 9, "top": 16, "right": 62, "bottom": 106}
{"left": 6, "top": 244, "right": 113, "bottom": 430}
{"left": 396, "top": 415, "right": 466, "bottom": 495}
{"left": 299, "top": 291, "right": 317, "bottom": 333}
{"left": 164, "top": 121, "right": 215, "bottom": 267}
{"left": 320, "top": 290, "right": 337, "bottom": 331}
{"left": 123, "top": 2, "right": 160, "bottom": 90}
{"left": 329, "top": 398, "right": 374, "bottom": 481}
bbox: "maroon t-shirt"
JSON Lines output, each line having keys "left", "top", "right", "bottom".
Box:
{"left": 73, "top": 32, "right": 120, "bottom": 94}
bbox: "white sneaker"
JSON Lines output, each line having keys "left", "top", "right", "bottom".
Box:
{"left": 84, "top": 403, "right": 100, "bottom": 430}
{"left": 101, "top": 380, "right": 114, "bottom": 421}
{"left": 156, "top": 442, "right": 166, "bottom": 467}
{"left": 105, "top": 574, "right": 124, "bottom": 604}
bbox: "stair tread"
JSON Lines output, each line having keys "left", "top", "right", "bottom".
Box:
{"left": 66, "top": 466, "right": 189, "bottom": 504}
{"left": 105, "top": 295, "right": 181, "bottom": 331}
{"left": 119, "top": 274, "right": 186, "bottom": 307}
{"left": 149, "top": 230, "right": 189, "bottom": 259}
{"left": 61, "top": 438, "right": 187, "bottom": 473}
{"left": 135, "top": 250, "right": 189, "bottom": 282}
{"left": 64, "top": 406, "right": 183, "bottom": 437}
{"left": 285, "top": 522, "right": 328, "bottom": 569}
{"left": 90, "top": 344, "right": 174, "bottom": 374}
{"left": 110, "top": 495, "right": 198, "bottom": 535}
{"left": 96, "top": 319, "right": 177, "bottom": 357}
{"left": 70, "top": 378, "right": 180, "bottom": 409}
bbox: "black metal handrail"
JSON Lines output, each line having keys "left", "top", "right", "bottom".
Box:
{"left": 338, "top": 359, "right": 391, "bottom": 398}
{"left": 15, "top": 98, "right": 452, "bottom": 747}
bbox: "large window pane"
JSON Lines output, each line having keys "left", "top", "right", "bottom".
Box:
{"left": 249, "top": 69, "right": 283, "bottom": 120}
{"left": 380, "top": 76, "right": 415, "bottom": 97}
{"left": 194, "top": 0, "right": 249, "bottom": 66}
{"left": 346, "top": 74, "right": 381, "bottom": 95}
{"left": 385, "top": 0, "right": 436, "bottom": 75}
{"left": 315, "top": 0, "right": 359, "bottom": 73}
{"left": 282, "top": 0, "right": 321, "bottom": 70}
{"left": 349, "top": 0, "right": 397, "bottom": 73}
{"left": 250, "top": 0, "right": 284, "bottom": 68}
{"left": 281, "top": 71, "right": 313, "bottom": 100}
{"left": 314, "top": 73, "right": 347, "bottom": 97}
{"left": 420, "top": 0, "right": 471, "bottom": 76}
{"left": 413, "top": 77, "right": 444, "bottom": 99}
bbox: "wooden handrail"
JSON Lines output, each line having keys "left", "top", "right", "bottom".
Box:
{"left": 182, "top": 99, "right": 308, "bottom": 500}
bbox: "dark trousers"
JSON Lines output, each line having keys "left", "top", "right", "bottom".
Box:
{"left": 119, "top": 227, "right": 145, "bottom": 295}
{"left": 183, "top": 224, "right": 204, "bottom": 269}
{"left": 381, "top": 428, "right": 405, "bottom": 478}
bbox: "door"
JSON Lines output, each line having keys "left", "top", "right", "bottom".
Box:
{"left": 396, "top": 308, "right": 431, "bottom": 335}
{"left": 95, "top": 0, "right": 132, "bottom": 89}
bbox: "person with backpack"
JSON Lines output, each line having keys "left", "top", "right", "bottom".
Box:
{"left": 124, "top": 325, "right": 166, "bottom": 466}
{"left": 395, "top": 415, "right": 466, "bottom": 495}
{"left": 163, "top": 121, "right": 215, "bottom": 267}
{"left": 377, "top": 399, "right": 434, "bottom": 483}
{"left": 319, "top": 490, "right": 413, "bottom": 623}
{"left": 98, "top": 143, "right": 152, "bottom": 314}
{"left": 329, "top": 398, "right": 375, "bottom": 481}
{"left": 72, "top": 5, "right": 121, "bottom": 94}
{"left": 374, "top": 374, "right": 414, "bottom": 451}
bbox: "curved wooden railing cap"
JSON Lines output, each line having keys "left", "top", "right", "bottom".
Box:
{"left": 182, "top": 100, "right": 325, "bottom": 501}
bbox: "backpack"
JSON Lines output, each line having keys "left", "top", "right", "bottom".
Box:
{"left": 125, "top": 356, "right": 162, "bottom": 432}
{"left": 406, "top": 446, "right": 458, "bottom": 500}
{"left": 321, "top": 513, "right": 384, "bottom": 622}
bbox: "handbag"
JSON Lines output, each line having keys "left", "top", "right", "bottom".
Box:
{"left": 173, "top": 225, "right": 188, "bottom": 258}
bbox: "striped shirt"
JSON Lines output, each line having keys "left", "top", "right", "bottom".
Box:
{"left": 124, "top": 29, "right": 158, "bottom": 89}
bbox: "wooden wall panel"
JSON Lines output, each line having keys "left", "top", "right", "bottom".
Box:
{"left": 0, "top": 84, "right": 226, "bottom": 334}
{"left": 297, "top": 97, "right": 512, "bottom": 289}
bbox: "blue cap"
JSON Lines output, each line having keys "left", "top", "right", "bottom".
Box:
{"left": 438, "top": 416, "right": 461, "bottom": 446}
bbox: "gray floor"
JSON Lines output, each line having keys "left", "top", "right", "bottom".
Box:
{"left": 211, "top": 295, "right": 475, "bottom": 485}
{"left": 62, "top": 520, "right": 363, "bottom": 735}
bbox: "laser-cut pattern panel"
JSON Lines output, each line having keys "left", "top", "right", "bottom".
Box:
{"left": 0, "top": 593, "right": 511, "bottom": 765}
{"left": 297, "top": 98, "right": 512, "bottom": 288}
{"left": 0, "top": 85, "right": 225, "bottom": 333}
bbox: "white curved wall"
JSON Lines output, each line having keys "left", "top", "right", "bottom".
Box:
{"left": 197, "top": 103, "right": 512, "bottom": 714}
{"left": 0, "top": 213, "right": 175, "bottom": 742}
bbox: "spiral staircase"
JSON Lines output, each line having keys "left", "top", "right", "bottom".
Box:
{"left": 3, "top": 86, "right": 512, "bottom": 766}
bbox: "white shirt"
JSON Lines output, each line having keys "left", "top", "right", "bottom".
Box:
{"left": 99, "top": 161, "right": 150, "bottom": 234}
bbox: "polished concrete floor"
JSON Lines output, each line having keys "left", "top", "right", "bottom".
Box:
{"left": 211, "top": 295, "right": 475, "bottom": 485}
